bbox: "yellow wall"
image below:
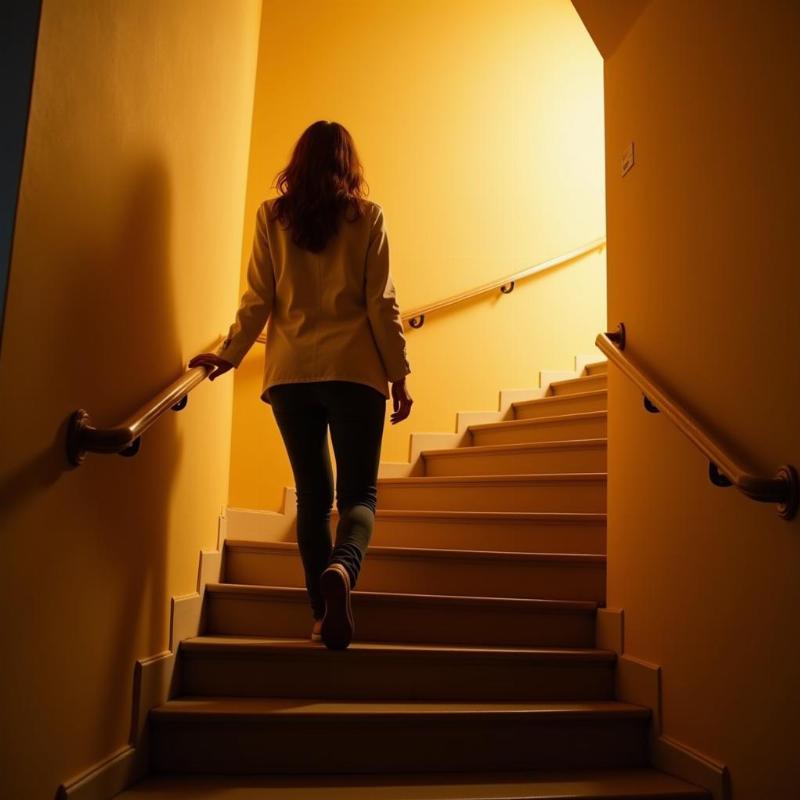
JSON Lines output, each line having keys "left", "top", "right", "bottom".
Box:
{"left": 0, "top": 2, "right": 260, "bottom": 797}
{"left": 229, "top": 0, "right": 606, "bottom": 510}
{"left": 601, "top": 1, "right": 800, "bottom": 796}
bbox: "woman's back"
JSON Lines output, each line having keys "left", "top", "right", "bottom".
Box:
{"left": 216, "top": 195, "right": 411, "bottom": 405}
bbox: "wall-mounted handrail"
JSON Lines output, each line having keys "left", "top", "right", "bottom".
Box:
{"left": 400, "top": 237, "right": 606, "bottom": 329}
{"left": 597, "top": 324, "right": 798, "bottom": 520}
{"left": 66, "top": 337, "right": 224, "bottom": 466}
{"left": 253, "top": 237, "right": 606, "bottom": 342}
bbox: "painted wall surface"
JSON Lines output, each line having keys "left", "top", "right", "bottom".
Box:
{"left": 0, "top": 2, "right": 261, "bottom": 797}
{"left": 227, "top": 0, "right": 606, "bottom": 511}
{"left": 602, "top": 1, "right": 800, "bottom": 796}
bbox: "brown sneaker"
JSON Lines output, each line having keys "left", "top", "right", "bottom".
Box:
{"left": 320, "top": 562, "right": 354, "bottom": 650}
{"left": 310, "top": 618, "right": 323, "bottom": 642}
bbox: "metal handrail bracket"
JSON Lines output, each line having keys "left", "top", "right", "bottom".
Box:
{"left": 597, "top": 325, "right": 798, "bottom": 520}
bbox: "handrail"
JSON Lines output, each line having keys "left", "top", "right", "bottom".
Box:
{"left": 66, "top": 336, "right": 224, "bottom": 466}
{"left": 401, "top": 237, "right": 606, "bottom": 329}
{"left": 253, "top": 237, "right": 606, "bottom": 342}
{"left": 597, "top": 324, "right": 798, "bottom": 520}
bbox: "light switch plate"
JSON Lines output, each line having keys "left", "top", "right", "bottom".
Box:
{"left": 622, "top": 142, "right": 635, "bottom": 176}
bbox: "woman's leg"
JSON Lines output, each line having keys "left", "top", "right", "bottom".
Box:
{"left": 269, "top": 383, "right": 334, "bottom": 620}
{"left": 323, "top": 381, "right": 387, "bottom": 588}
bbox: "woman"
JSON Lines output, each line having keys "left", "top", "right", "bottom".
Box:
{"left": 190, "top": 120, "right": 413, "bottom": 651}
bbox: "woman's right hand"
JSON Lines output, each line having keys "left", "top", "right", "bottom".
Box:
{"left": 390, "top": 378, "right": 413, "bottom": 424}
{"left": 188, "top": 353, "right": 234, "bottom": 381}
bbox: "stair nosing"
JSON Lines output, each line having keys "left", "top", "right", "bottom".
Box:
{"left": 151, "top": 697, "right": 649, "bottom": 722}
{"left": 225, "top": 539, "right": 606, "bottom": 565}
{"left": 469, "top": 410, "right": 607, "bottom": 433}
{"left": 549, "top": 374, "right": 607, "bottom": 387}
{"left": 180, "top": 635, "right": 617, "bottom": 662}
{"left": 422, "top": 438, "right": 607, "bottom": 459}
{"left": 370, "top": 509, "right": 607, "bottom": 523}
{"left": 378, "top": 472, "right": 607, "bottom": 487}
{"left": 206, "top": 582, "right": 598, "bottom": 612}
{"left": 513, "top": 388, "right": 608, "bottom": 408}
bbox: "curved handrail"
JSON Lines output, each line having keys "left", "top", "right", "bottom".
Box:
{"left": 597, "top": 324, "right": 798, "bottom": 520}
{"left": 253, "top": 237, "right": 606, "bottom": 342}
{"left": 66, "top": 337, "right": 224, "bottom": 466}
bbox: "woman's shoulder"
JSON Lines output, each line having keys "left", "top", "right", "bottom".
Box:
{"left": 361, "top": 198, "right": 384, "bottom": 225}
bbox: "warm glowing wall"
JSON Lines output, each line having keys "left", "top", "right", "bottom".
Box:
{"left": 228, "top": 0, "right": 606, "bottom": 510}
{"left": 0, "top": 2, "right": 260, "bottom": 797}
{"left": 598, "top": 1, "right": 800, "bottom": 796}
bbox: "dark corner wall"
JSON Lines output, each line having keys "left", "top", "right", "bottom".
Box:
{"left": 0, "top": 2, "right": 42, "bottom": 347}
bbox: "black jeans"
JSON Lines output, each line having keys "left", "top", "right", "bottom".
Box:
{"left": 269, "top": 380, "right": 386, "bottom": 620}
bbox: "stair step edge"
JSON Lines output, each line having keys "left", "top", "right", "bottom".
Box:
{"left": 225, "top": 540, "right": 606, "bottom": 564}
{"left": 470, "top": 410, "right": 607, "bottom": 431}
{"left": 151, "top": 697, "right": 650, "bottom": 721}
{"left": 206, "top": 583, "right": 598, "bottom": 612}
{"left": 378, "top": 472, "right": 607, "bottom": 486}
{"left": 179, "top": 636, "right": 618, "bottom": 661}
{"left": 422, "top": 439, "right": 608, "bottom": 457}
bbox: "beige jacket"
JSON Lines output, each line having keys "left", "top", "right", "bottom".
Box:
{"left": 215, "top": 198, "right": 411, "bottom": 404}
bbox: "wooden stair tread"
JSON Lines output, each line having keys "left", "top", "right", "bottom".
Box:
{"left": 549, "top": 374, "right": 607, "bottom": 389}
{"left": 116, "top": 768, "right": 708, "bottom": 799}
{"left": 469, "top": 411, "right": 607, "bottom": 433}
{"left": 422, "top": 438, "right": 607, "bottom": 457}
{"left": 514, "top": 388, "right": 607, "bottom": 407}
{"left": 225, "top": 539, "right": 606, "bottom": 564}
{"left": 181, "top": 635, "right": 616, "bottom": 661}
{"left": 152, "top": 696, "right": 648, "bottom": 720}
{"left": 206, "top": 582, "right": 598, "bottom": 612}
{"left": 117, "top": 770, "right": 706, "bottom": 798}
{"left": 584, "top": 360, "right": 608, "bottom": 370}
{"left": 378, "top": 473, "right": 606, "bottom": 486}
{"left": 371, "top": 509, "right": 606, "bottom": 522}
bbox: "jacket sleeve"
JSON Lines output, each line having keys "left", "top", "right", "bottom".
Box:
{"left": 364, "top": 204, "right": 412, "bottom": 382}
{"left": 215, "top": 203, "right": 275, "bottom": 368}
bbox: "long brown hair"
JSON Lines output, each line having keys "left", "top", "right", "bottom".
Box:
{"left": 269, "top": 121, "right": 369, "bottom": 252}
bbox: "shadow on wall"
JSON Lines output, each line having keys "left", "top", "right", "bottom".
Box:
{"left": 0, "top": 156, "right": 184, "bottom": 780}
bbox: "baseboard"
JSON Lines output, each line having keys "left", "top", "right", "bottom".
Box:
{"left": 55, "top": 745, "right": 140, "bottom": 800}
{"left": 56, "top": 511, "right": 227, "bottom": 800}
{"left": 653, "top": 735, "right": 731, "bottom": 800}
{"left": 616, "top": 647, "right": 730, "bottom": 800}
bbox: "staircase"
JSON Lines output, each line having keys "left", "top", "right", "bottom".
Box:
{"left": 124, "top": 362, "right": 709, "bottom": 799}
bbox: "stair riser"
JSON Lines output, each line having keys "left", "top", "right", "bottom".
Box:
{"left": 470, "top": 416, "right": 606, "bottom": 446}
{"left": 550, "top": 375, "right": 608, "bottom": 396}
{"left": 360, "top": 517, "right": 607, "bottom": 554}
{"left": 179, "top": 654, "right": 615, "bottom": 701}
{"left": 377, "top": 481, "right": 607, "bottom": 513}
{"left": 423, "top": 445, "right": 606, "bottom": 477}
{"left": 151, "top": 715, "right": 648, "bottom": 774}
{"left": 204, "top": 593, "right": 596, "bottom": 647}
{"left": 585, "top": 362, "right": 608, "bottom": 375}
{"left": 514, "top": 392, "right": 608, "bottom": 420}
{"left": 225, "top": 549, "right": 606, "bottom": 602}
